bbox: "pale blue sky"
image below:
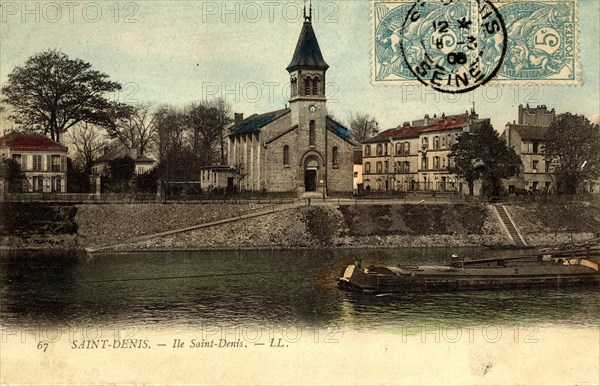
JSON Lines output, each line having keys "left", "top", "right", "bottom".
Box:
{"left": 1, "top": 0, "right": 599, "bottom": 132}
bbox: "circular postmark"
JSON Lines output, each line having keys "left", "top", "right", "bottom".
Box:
{"left": 400, "top": 0, "right": 507, "bottom": 94}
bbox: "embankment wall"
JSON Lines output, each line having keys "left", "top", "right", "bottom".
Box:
{"left": 2, "top": 201, "right": 599, "bottom": 251}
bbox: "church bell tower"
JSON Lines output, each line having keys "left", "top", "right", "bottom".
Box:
{"left": 287, "top": 2, "right": 329, "bottom": 128}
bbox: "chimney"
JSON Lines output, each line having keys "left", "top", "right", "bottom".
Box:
{"left": 403, "top": 121, "right": 410, "bottom": 127}
{"left": 234, "top": 113, "right": 244, "bottom": 126}
{"left": 424, "top": 114, "right": 429, "bottom": 125}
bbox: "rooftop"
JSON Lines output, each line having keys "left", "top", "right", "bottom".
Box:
{"left": 286, "top": 20, "right": 329, "bottom": 72}
{"left": 364, "top": 113, "right": 470, "bottom": 144}
{"left": 509, "top": 124, "right": 549, "bottom": 141}
{"left": 229, "top": 108, "right": 290, "bottom": 136}
{"left": 0, "top": 132, "right": 67, "bottom": 152}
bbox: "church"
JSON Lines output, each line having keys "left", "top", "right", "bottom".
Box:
{"left": 227, "top": 8, "right": 356, "bottom": 196}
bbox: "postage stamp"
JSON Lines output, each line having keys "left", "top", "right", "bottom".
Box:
{"left": 372, "top": 0, "right": 579, "bottom": 87}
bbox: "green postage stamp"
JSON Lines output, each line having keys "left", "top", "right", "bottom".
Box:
{"left": 372, "top": 0, "right": 579, "bottom": 91}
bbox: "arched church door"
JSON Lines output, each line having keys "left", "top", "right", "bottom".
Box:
{"left": 304, "top": 157, "right": 319, "bottom": 192}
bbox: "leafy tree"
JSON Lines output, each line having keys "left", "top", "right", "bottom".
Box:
{"left": 449, "top": 121, "right": 521, "bottom": 196}
{"left": 1, "top": 50, "right": 126, "bottom": 143}
{"left": 157, "top": 148, "right": 202, "bottom": 182}
{"left": 66, "top": 158, "right": 91, "bottom": 193}
{"left": 136, "top": 167, "right": 160, "bottom": 193}
{"left": 108, "top": 156, "right": 135, "bottom": 181}
{"left": 545, "top": 113, "right": 600, "bottom": 194}
{"left": 349, "top": 112, "right": 379, "bottom": 142}
{"left": 1, "top": 159, "right": 25, "bottom": 193}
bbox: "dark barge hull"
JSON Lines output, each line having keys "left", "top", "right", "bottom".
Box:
{"left": 337, "top": 259, "right": 600, "bottom": 294}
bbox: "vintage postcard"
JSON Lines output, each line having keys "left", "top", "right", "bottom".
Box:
{"left": 1, "top": 0, "right": 599, "bottom": 385}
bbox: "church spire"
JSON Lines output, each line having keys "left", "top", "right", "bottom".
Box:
{"left": 303, "top": 0, "right": 312, "bottom": 23}
{"left": 287, "top": 2, "right": 328, "bottom": 72}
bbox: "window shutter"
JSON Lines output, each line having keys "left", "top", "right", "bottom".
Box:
{"left": 46, "top": 155, "right": 51, "bottom": 171}
{"left": 61, "top": 155, "right": 66, "bottom": 172}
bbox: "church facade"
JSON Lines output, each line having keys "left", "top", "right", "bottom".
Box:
{"left": 227, "top": 11, "right": 356, "bottom": 196}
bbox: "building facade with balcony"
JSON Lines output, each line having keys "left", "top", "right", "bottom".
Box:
{"left": 362, "top": 110, "right": 485, "bottom": 194}
{"left": 0, "top": 132, "right": 68, "bottom": 193}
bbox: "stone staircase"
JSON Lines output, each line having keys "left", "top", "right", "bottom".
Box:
{"left": 494, "top": 204, "right": 527, "bottom": 246}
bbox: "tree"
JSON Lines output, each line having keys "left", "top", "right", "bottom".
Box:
{"left": 69, "top": 123, "right": 107, "bottom": 174}
{"left": 185, "top": 98, "right": 232, "bottom": 166}
{"left": 66, "top": 158, "right": 91, "bottom": 193}
{"left": 1, "top": 159, "right": 25, "bottom": 193}
{"left": 545, "top": 113, "right": 600, "bottom": 194}
{"left": 107, "top": 103, "right": 158, "bottom": 156}
{"left": 449, "top": 122, "right": 521, "bottom": 196}
{"left": 349, "top": 112, "right": 379, "bottom": 142}
{"left": 1, "top": 50, "right": 126, "bottom": 143}
{"left": 154, "top": 105, "right": 186, "bottom": 164}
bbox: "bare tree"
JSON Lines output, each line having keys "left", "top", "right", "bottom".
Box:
{"left": 107, "top": 103, "right": 158, "bottom": 156}
{"left": 349, "top": 112, "right": 379, "bottom": 142}
{"left": 185, "top": 98, "right": 232, "bottom": 166}
{"left": 69, "top": 123, "right": 107, "bottom": 174}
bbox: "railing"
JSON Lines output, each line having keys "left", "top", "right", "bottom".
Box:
{"left": 2, "top": 191, "right": 598, "bottom": 205}
{"left": 1, "top": 192, "right": 297, "bottom": 204}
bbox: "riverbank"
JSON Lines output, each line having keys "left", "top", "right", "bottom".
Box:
{"left": 2, "top": 201, "right": 599, "bottom": 252}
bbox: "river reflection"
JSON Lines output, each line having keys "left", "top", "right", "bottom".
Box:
{"left": 0, "top": 248, "right": 598, "bottom": 330}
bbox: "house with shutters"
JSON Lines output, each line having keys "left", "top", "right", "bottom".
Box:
{"left": 362, "top": 110, "right": 487, "bottom": 194}
{"left": 0, "top": 132, "right": 68, "bottom": 193}
{"left": 226, "top": 8, "right": 356, "bottom": 196}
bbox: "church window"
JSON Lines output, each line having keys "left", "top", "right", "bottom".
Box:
{"left": 332, "top": 146, "right": 338, "bottom": 167}
{"left": 309, "top": 120, "right": 316, "bottom": 146}
{"left": 312, "top": 77, "right": 319, "bottom": 95}
{"left": 291, "top": 78, "right": 297, "bottom": 97}
{"left": 283, "top": 145, "right": 290, "bottom": 166}
{"left": 304, "top": 78, "right": 311, "bottom": 95}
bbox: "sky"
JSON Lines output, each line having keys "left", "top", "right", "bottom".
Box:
{"left": 1, "top": 0, "right": 599, "bottom": 134}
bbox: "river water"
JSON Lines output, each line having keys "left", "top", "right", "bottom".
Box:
{"left": 1, "top": 248, "right": 599, "bottom": 330}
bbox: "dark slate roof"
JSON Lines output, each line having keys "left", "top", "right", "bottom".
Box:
{"left": 229, "top": 109, "right": 290, "bottom": 136}
{"left": 0, "top": 132, "right": 67, "bottom": 151}
{"left": 511, "top": 125, "right": 548, "bottom": 141}
{"left": 326, "top": 116, "right": 355, "bottom": 143}
{"left": 287, "top": 21, "right": 329, "bottom": 71}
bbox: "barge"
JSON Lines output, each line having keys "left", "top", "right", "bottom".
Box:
{"left": 336, "top": 254, "right": 600, "bottom": 294}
